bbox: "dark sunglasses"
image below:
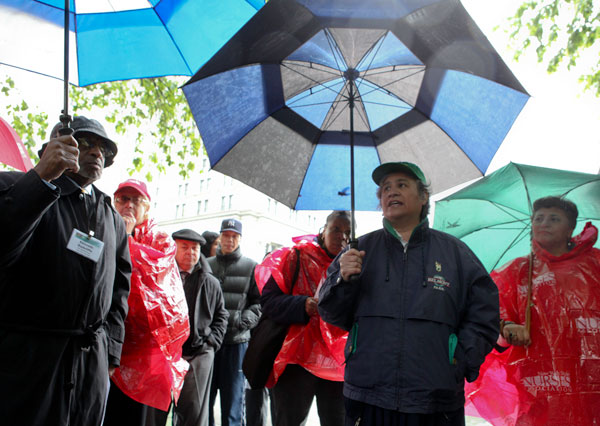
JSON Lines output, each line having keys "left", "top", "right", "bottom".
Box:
{"left": 76, "top": 136, "right": 114, "bottom": 159}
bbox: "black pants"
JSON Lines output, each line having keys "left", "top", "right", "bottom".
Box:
{"left": 344, "top": 398, "right": 465, "bottom": 426}
{"left": 103, "top": 381, "right": 149, "bottom": 426}
{"left": 271, "top": 364, "right": 344, "bottom": 426}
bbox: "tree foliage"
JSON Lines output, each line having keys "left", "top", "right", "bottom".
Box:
{"left": 509, "top": 0, "right": 600, "bottom": 96}
{"left": 1, "top": 76, "right": 49, "bottom": 162}
{"left": 70, "top": 77, "right": 202, "bottom": 181}
{"left": 2, "top": 75, "right": 203, "bottom": 180}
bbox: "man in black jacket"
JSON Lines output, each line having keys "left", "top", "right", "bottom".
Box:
{"left": 0, "top": 116, "right": 131, "bottom": 426}
{"left": 208, "top": 219, "right": 261, "bottom": 426}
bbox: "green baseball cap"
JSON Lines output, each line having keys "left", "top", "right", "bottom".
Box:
{"left": 372, "top": 162, "right": 426, "bottom": 185}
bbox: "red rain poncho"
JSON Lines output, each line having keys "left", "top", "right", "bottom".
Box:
{"left": 255, "top": 237, "right": 347, "bottom": 387}
{"left": 111, "top": 219, "right": 190, "bottom": 410}
{"left": 465, "top": 222, "right": 600, "bottom": 426}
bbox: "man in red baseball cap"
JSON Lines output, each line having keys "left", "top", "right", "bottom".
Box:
{"left": 113, "top": 178, "right": 151, "bottom": 234}
{"left": 104, "top": 178, "right": 190, "bottom": 426}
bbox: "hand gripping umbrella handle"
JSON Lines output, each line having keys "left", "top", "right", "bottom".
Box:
{"left": 58, "top": 111, "right": 73, "bottom": 136}
{"left": 348, "top": 239, "right": 360, "bottom": 284}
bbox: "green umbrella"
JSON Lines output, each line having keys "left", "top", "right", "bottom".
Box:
{"left": 433, "top": 162, "right": 600, "bottom": 272}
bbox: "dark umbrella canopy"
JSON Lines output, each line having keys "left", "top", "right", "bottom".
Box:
{"left": 183, "top": 0, "right": 529, "bottom": 211}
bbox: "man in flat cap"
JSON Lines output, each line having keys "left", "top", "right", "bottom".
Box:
{"left": 208, "top": 219, "right": 261, "bottom": 426}
{"left": 318, "top": 162, "right": 499, "bottom": 426}
{"left": 0, "top": 116, "right": 131, "bottom": 426}
{"left": 148, "top": 229, "right": 228, "bottom": 426}
{"left": 104, "top": 179, "right": 189, "bottom": 426}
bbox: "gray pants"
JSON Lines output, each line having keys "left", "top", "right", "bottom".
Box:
{"left": 175, "top": 348, "right": 215, "bottom": 426}
{"left": 145, "top": 348, "right": 215, "bottom": 426}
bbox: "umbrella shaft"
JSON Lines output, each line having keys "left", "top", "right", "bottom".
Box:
{"left": 349, "top": 82, "right": 356, "bottom": 241}
{"left": 63, "top": 0, "right": 70, "bottom": 123}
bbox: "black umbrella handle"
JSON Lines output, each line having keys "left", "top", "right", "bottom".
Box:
{"left": 58, "top": 111, "right": 73, "bottom": 136}
{"left": 348, "top": 238, "right": 360, "bottom": 284}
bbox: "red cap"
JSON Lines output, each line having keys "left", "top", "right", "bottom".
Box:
{"left": 114, "top": 178, "right": 151, "bottom": 201}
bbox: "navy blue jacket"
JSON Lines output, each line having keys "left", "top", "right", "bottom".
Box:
{"left": 318, "top": 220, "right": 499, "bottom": 414}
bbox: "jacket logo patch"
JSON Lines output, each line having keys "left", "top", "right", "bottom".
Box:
{"left": 435, "top": 261, "right": 442, "bottom": 272}
{"left": 427, "top": 275, "right": 450, "bottom": 291}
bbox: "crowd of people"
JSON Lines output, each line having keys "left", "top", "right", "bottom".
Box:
{"left": 0, "top": 115, "right": 598, "bottom": 426}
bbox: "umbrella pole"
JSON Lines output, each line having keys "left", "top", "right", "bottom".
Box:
{"left": 525, "top": 251, "right": 534, "bottom": 332}
{"left": 59, "top": 0, "right": 73, "bottom": 134}
{"left": 349, "top": 81, "right": 357, "bottom": 243}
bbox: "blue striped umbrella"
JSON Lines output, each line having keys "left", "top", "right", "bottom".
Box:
{"left": 0, "top": 0, "right": 264, "bottom": 86}
{"left": 183, "top": 0, "right": 530, "bottom": 237}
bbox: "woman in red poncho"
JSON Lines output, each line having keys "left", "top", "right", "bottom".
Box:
{"left": 466, "top": 196, "right": 600, "bottom": 426}
{"left": 104, "top": 179, "right": 190, "bottom": 426}
{"left": 256, "top": 210, "right": 351, "bottom": 426}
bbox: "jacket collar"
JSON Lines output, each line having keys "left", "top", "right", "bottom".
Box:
{"left": 216, "top": 246, "right": 242, "bottom": 262}
{"left": 191, "top": 253, "right": 212, "bottom": 275}
{"left": 383, "top": 217, "right": 429, "bottom": 246}
{"left": 54, "top": 174, "right": 104, "bottom": 200}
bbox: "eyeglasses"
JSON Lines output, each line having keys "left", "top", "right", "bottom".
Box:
{"left": 114, "top": 195, "right": 147, "bottom": 206}
{"left": 76, "top": 136, "right": 114, "bottom": 158}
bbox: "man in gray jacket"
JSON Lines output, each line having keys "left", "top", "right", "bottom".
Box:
{"left": 208, "top": 218, "right": 260, "bottom": 426}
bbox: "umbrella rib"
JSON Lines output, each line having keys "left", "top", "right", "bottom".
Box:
{"left": 283, "top": 61, "right": 342, "bottom": 78}
{"left": 322, "top": 93, "right": 350, "bottom": 129}
{"left": 355, "top": 32, "right": 387, "bottom": 93}
{"left": 491, "top": 228, "right": 531, "bottom": 271}
{"left": 561, "top": 178, "right": 600, "bottom": 197}
{"left": 281, "top": 63, "right": 348, "bottom": 101}
{"left": 358, "top": 68, "right": 426, "bottom": 99}
{"left": 322, "top": 29, "right": 348, "bottom": 81}
{"left": 362, "top": 100, "right": 412, "bottom": 109}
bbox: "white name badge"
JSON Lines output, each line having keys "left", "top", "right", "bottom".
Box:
{"left": 67, "top": 229, "right": 104, "bottom": 262}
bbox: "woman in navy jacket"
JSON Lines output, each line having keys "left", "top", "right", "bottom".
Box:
{"left": 318, "top": 162, "right": 500, "bottom": 426}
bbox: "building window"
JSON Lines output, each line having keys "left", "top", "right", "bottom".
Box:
{"left": 181, "top": 203, "right": 186, "bottom": 217}
{"left": 199, "top": 179, "right": 204, "bottom": 192}
{"left": 203, "top": 158, "right": 208, "bottom": 170}
{"left": 184, "top": 183, "right": 189, "bottom": 195}
{"left": 228, "top": 195, "right": 233, "bottom": 209}
{"left": 204, "top": 199, "right": 209, "bottom": 212}
{"left": 197, "top": 200, "right": 202, "bottom": 215}
{"left": 175, "top": 205, "right": 180, "bottom": 218}
{"left": 178, "top": 184, "right": 182, "bottom": 196}
{"left": 221, "top": 196, "right": 226, "bottom": 210}
{"left": 207, "top": 178, "right": 211, "bottom": 189}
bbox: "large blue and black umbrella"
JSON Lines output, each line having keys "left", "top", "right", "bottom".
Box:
{"left": 183, "top": 0, "right": 529, "bottom": 237}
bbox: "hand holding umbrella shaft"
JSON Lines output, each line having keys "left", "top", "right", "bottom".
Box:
{"left": 34, "top": 136, "right": 79, "bottom": 181}
{"left": 503, "top": 323, "right": 531, "bottom": 347}
{"left": 340, "top": 248, "right": 365, "bottom": 282}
